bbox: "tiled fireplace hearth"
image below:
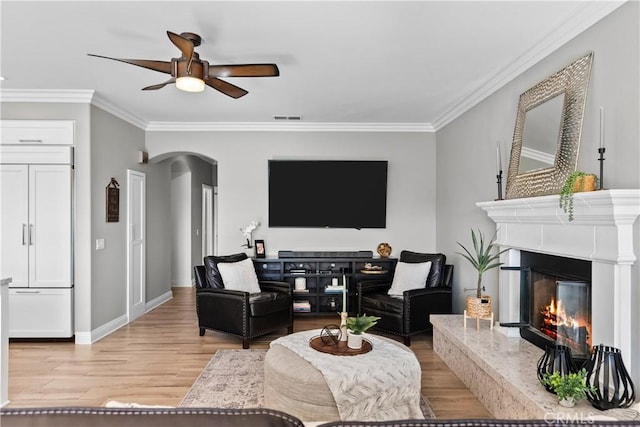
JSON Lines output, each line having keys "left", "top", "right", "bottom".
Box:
{"left": 431, "top": 190, "right": 640, "bottom": 420}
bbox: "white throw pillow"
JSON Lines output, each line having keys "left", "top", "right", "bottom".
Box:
{"left": 217, "top": 258, "right": 261, "bottom": 294}
{"left": 387, "top": 261, "right": 432, "bottom": 297}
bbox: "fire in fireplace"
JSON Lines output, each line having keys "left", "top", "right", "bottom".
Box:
{"left": 519, "top": 252, "right": 592, "bottom": 361}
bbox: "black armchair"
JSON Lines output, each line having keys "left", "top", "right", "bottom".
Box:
{"left": 194, "top": 253, "right": 293, "bottom": 349}
{"left": 357, "top": 251, "right": 453, "bottom": 346}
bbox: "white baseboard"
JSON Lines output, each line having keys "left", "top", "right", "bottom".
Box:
{"left": 75, "top": 290, "right": 173, "bottom": 344}
{"left": 145, "top": 290, "right": 173, "bottom": 312}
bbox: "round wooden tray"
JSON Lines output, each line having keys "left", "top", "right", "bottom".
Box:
{"left": 309, "top": 335, "right": 372, "bottom": 356}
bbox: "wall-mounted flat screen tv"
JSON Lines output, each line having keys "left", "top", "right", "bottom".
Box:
{"left": 268, "top": 160, "right": 388, "bottom": 228}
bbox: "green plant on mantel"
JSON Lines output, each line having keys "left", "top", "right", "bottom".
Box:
{"left": 456, "top": 229, "right": 508, "bottom": 299}
{"left": 559, "top": 171, "right": 598, "bottom": 222}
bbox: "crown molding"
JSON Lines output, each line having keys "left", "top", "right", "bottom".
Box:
{"left": 0, "top": 89, "right": 94, "bottom": 103}
{"left": 145, "top": 121, "right": 435, "bottom": 133}
{"left": 431, "top": 1, "right": 626, "bottom": 131}
{"left": 90, "top": 93, "right": 148, "bottom": 130}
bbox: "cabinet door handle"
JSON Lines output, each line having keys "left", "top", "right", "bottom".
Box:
{"left": 18, "top": 139, "right": 43, "bottom": 143}
{"left": 22, "top": 224, "right": 27, "bottom": 245}
{"left": 14, "top": 290, "right": 41, "bottom": 294}
{"left": 29, "top": 224, "right": 34, "bottom": 245}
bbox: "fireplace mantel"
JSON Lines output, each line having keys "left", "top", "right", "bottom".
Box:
{"left": 477, "top": 189, "right": 640, "bottom": 372}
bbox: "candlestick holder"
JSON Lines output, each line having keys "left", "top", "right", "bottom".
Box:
{"left": 339, "top": 311, "right": 348, "bottom": 342}
{"left": 598, "top": 147, "right": 605, "bottom": 190}
{"left": 496, "top": 170, "right": 503, "bottom": 200}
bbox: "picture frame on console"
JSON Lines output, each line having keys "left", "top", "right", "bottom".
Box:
{"left": 255, "top": 240, "right": 266, "bottom": 258}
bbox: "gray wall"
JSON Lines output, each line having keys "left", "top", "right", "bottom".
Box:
{"left": 146, "top": 131, "right": 438, "bottom": 258}
{"left": 435, "top": 2, "right": 639, "bottom": 383}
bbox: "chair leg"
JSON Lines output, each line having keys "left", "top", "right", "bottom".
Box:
{"left": 404, "top": 336, "right": 411, "bottom": 346}
{"left": 199, "top": 328, "right": 205, "bottom": 336}
{"left": 242, "top": 338, "right": 250, "bottom": 349}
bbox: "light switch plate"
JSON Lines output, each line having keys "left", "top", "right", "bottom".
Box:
{"left": 96, "top": 238, "right": 105, "bottom": 250}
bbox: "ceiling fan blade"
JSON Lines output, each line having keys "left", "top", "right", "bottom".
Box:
{"left": 204, "top": 77, "right": 248, "bottom": 99}
{"left": 208, "top": 64, "right": 280, "bottom": 77}
{"left": 167, "top": 31, "right": 194, "bottom": 64}
{"left": 142, "top": 78, "right": 176, "bottom": 91}
{"left": 88, "top": 54, "right": 172, "bottom": 74}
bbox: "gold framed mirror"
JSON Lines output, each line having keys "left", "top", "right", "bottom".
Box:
{"left": 505, "top": 52, "right": 593, "bottom": 199}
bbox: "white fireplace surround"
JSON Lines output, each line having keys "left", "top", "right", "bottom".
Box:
{"left": 478, "top": 189, "right": 640, "bottom": 370}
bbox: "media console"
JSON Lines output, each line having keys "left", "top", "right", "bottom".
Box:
{"left": 253, "top": 255, "right": 397, "bottom": 316}
{"left": 278, "top": 250, "right": 373, "bottom": 258}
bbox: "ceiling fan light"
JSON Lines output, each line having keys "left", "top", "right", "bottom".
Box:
{"left": 176, "top": 76, "right": 205, "bottom": 93}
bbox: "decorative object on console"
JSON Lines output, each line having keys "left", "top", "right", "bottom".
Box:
{"left": 240, "top": 220, "right": 260, "bottom": 249}
{"left": 536, "top": 344, "right": 577, "bottom": 393}
{"left": 540, "top": 368, "right": 595, "bottom": 408}
{"left": 345, "top": 314, "right": 380, "bottom": 350}
{"left": 457, "top": 229, "right": 506, "bottom": 329}
{"left": 584, "top": 344, "right": 636, "bottom": 410}
{"left": 255, "top": 239, "right": 266, "bottom": 258}
{"left": 377, "top": 242, "right": 392, "bottom": 258}
{"left": 505, "top": 52, "right": 593, "bottom": 199}
{"left": 559, "top": 171, "right": 598, "bottom": 222}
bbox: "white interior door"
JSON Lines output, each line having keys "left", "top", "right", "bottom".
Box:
{"left": 202, "top": 185, "right": 213, "bottom": 258}
{"left": 127, "top": 170, "right": 146, "bottom": 322}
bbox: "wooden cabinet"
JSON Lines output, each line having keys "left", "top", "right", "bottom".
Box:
{"left": 254, "top": 257, "right": 397, "bottom": 316}
{"left": 1, "top": 120, "right": 74, "bottom": 338}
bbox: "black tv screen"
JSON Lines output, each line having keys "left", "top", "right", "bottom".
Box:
{"left": 268, "top": 160, "right": 388, "bottom": 228}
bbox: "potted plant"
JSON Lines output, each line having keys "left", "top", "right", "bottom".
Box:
{"left": 457, "top": 229, "right": 508, "bottom": 319}
{"left": 559, "top": 171, "right": 598, "bottom": 222}
{"left": 345, "top": 314, "right": 380, "bottom": 350}
{"left": 540, "top": 368, "right": 596, "bottom": 408}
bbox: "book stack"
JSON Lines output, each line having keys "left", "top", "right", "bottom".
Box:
{"left": 324, "top": 285, "right": 345, "bottom": 293}
{"left": 293, "top": 300, "right": 311, "bottom": 312}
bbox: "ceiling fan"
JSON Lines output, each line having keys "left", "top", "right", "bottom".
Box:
{"left": 88, "top": 31, "right": 279, "bottom": 99}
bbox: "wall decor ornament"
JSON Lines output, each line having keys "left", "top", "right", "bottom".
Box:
{"left": 505, "top": 52, "right": 593, "bottom": 199}
{"left": 584, "top": 344, "right": 636, "bottom": 410}
{"left": 105, "top": 177, "right": 120, "bottom": 222}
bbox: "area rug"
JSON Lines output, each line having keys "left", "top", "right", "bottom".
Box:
{"left": 179, "top": 349, "right": 435, "bottom": 419}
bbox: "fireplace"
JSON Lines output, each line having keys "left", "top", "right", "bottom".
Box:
{"left": 477, "top": 190, "right": 640, "bottom": 386}
{"left": 518, "top": 251, "right": 592, "bottom": 361}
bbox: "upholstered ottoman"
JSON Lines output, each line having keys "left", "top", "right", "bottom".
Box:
{"left": 264, "top": 343, "right": 339, "bottom": 421}
{"left": 264, "top": 332, "right": 421, "bottom": 422}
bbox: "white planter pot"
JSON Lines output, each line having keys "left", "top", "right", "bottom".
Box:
{"left": 558, "top": 397, "right": 576, "bottom": 408}
{"left": 347, "top": 332, "right": 363, "bottom": 350}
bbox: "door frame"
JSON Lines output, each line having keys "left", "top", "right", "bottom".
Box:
{"left": 126, "top": 169, "right": 146, "bottom": 322}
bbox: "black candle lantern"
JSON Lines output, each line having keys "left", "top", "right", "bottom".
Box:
{"left": 536, "top": 344, "right": 576, "bottom": 393}
{"left": 584, "top": 344, "right": 636, "bottom": 410}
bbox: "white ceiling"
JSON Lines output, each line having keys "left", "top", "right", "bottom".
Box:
{"left": 0, "top": 1, "right": 624, "bottom": 130}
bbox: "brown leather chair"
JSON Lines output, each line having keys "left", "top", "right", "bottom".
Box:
{"left": 357, "top": 251, "right": 453, "bottom": 346}
{"left": 194, "top": 253, "right": 293, "bottom": 348}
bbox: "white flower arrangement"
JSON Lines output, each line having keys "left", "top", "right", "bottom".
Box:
{"left": 240, "top": 220, "right": 260, "bottom": 248}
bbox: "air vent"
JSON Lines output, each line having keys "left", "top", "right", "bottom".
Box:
{"left": 274, "top": 116, "right": 302, "bottom": 121}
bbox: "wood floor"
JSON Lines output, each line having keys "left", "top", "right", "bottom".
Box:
{"left": 7, "top": 287, "right": 490, "bottom": 419}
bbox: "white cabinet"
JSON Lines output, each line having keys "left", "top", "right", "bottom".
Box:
{"left": 1, "top": 120, "right": 74, "bottom": 338}
{"left": 0, "top": 165, "right": 72, "bottom": 289}
{"left": 8, "top": 288, "right": 73, "bottom": 338}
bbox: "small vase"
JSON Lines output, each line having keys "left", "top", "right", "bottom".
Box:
{"left": 559, "top": 397, "right": 576, "bottom": 408}
{"left": 347, "top": 332, "right": 363, "bottom": 350}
